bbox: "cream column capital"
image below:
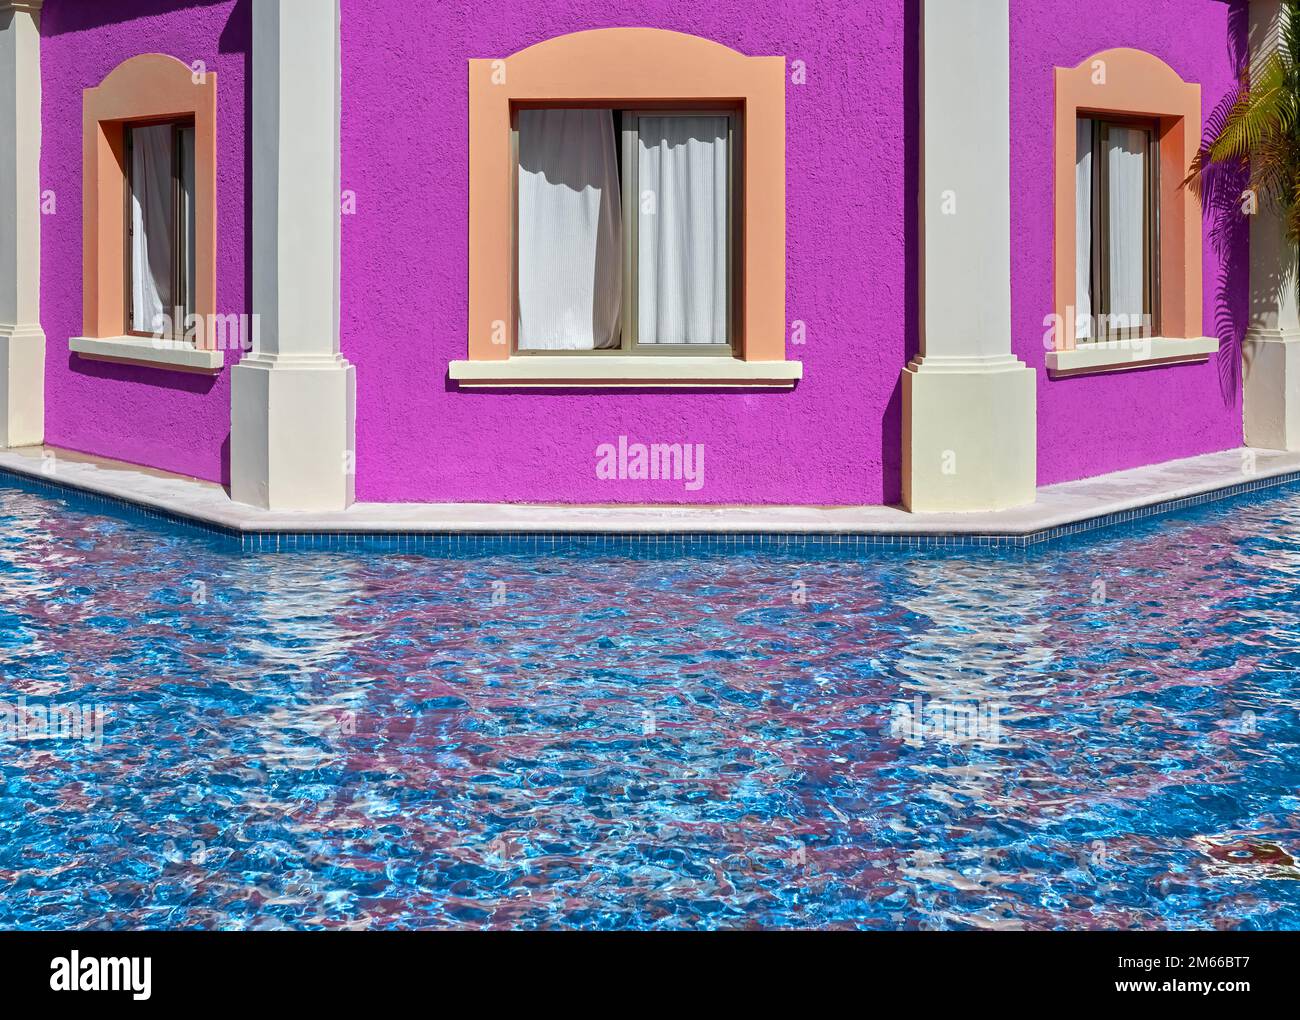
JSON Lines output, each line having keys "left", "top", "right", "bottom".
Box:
{"left": 0, "top": 0, "right": 46, "bottom": 448}
{"left": 231, "top": 0, "right": 356, "bottom": 510}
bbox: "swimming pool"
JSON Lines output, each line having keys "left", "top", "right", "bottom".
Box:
{"left": 2, "top": 478, "right": 1299, "bottom": 930}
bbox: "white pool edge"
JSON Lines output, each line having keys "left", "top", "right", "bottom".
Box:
{"left": 0, "top": 444, "right": 1298, "bottom": 539}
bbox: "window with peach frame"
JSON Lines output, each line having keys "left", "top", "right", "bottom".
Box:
{"left": 83, "top": 54, "right": 216, "bottom": 346}
{"left": 1054, "top": 48, "right": 1202, "bottom": 351}
{"left": 467, "top": 28, "right": 787, "bottom": 365}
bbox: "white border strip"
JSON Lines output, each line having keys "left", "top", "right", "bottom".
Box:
{"left": 0, "top": 444, "right": 1297, "bottom": 537}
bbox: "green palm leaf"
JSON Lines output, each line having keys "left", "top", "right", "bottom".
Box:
{"left": 1185, "top": 0, "right": 1300, "bottom": 247}
{"left": 1205, "top": 56, "right": 1288, "bottom": 167}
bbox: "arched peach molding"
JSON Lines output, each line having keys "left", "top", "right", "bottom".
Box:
{"left": 467, "top": 28, "right": 786, "bottom": 362}
{"left": 1053, "top": 48, "right": 1202, "bottom": 350}
{"left": 82, "top": 53, "right": 217, "bottom": 342}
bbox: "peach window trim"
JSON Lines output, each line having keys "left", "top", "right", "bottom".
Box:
{"left": 453, "top": 28, "right": 797, "bottom": 388}
{"left": 1051, "top": 47, "right": 1212, "bottom": 376}
{"left": 78, "top": 53, "right": 219, "bottom": 371}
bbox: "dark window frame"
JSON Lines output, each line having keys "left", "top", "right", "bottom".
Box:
{"left": 124, "top": 116, "right": 196, "bottom": 340}
{"left": 1081, "top": 114, "right": 1161, "bottom": 343}
{"left": 510, "top": 103, "right": 742, "bottom": 357}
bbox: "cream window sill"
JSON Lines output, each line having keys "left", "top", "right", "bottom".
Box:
{"left": 449, "top": 356, "right": 802, "bottom": 388}
{"left": 1045, "top": 337, "right": 1219, "bottom": 377}
{"left": 70, "top": 335, "right": 225, "bottom": 373}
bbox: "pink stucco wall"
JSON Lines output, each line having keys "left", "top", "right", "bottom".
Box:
{"left": 39, "top": 0, "right": 248, "bottom": 486}
{"left": 34, "top": 0, "right": 1249, "bottom": 505}
{"left": 1010, "top": 0, "right": 1248, "bottom": 487}
{"left": 339, "top": 0, "right": 912, "bottom": 504}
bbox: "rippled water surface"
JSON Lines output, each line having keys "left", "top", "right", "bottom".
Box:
{"left": 3, "top": 480, "right": 1300, "bottom": 930}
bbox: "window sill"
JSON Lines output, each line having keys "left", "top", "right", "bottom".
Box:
{"left": 1045, "top": 336, "right": 1218, "bottom": 378}
{"left": 448, "top": 356, "right": 802, "bottom": 389}
{"left": 69, "top": 335, "right": 225, "bottom": 373}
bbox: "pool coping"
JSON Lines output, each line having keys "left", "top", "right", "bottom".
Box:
{"left": 1, "top": 443, "right": 1298, "bottom": 549}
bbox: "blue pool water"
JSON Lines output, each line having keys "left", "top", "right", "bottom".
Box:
{"left": 3, "top": 479, "right": 1300, "bottom": 930}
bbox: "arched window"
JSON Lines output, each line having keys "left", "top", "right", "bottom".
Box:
{"left": 74, "top": 53, "right": 220, "bottom": 371}
{"left": 454, "top": 28, "right": 799, "bottom": 388}
{"left": 1049, "top": 48, "right": 1216, "bottom": 375}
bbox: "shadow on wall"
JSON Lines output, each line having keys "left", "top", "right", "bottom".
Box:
{"left": 40, "top": 0, "right": 237, "bottom": 35}
{"left": 1200, "top": 0, "right": 1252, "bottom": 408}
{"left": 220, "top": 0, "right": 253, "bottom": 387}
{"left": 218, "top": 0, "right": 253, "bottom": 372}
{"left": 1222, "top": 0, "right": 1297, "bottom": 399}
{"left": 65, "top": 352, "right": 220, "bottom": 394}
{"left": 878, "top": 0, "right": 920, "bottom": 507}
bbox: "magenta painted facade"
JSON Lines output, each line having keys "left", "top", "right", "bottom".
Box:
{"left": 32, "top": 0, "right": 1249, "bottom": 504}
{"left": 338, "top": 0, "right": 911, "bottom": 505}
{"left": 39, "top": 0, "right": 248, "bottom": 485}
{"left": 1010, "top": 0, "right": 1247, "bottom": 487}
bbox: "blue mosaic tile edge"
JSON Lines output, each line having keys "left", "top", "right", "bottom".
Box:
{"left": 3, "top": 463, "right": 1298, "bottom": 555}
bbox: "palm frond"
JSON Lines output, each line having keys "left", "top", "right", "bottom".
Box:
{"left": 1206, "top": 55, "right": 1288, "bottom": 165}
{"left": 1185, "top": 0, "right": 1300, "bottom": 242}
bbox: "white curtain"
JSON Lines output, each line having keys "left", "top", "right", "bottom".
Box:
{"left": 131, "top": 124, "right": 176, "bottom": 334}
{"left": 1075, "top": 119, "right": 1093, "bottom": 340}
{"left": 516, "top": 108, "right": 622, "bottom": 350}
{"left": 637, "top": 116, "right": 729, "bottom": 344}
{"left": 1106, "top": 125, "right": 1147, "bottom": 334}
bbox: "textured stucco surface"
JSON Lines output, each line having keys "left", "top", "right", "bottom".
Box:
{"left": 1010, "top": 0, "right": 1248, "bottom": 487}
{"left": 39, "top": 0, "right": 248, "bottom": 485}
{"left": 340, "top": 0, "right": 912, "bottom": 504}
{"left": 35, "top": 0, "right": 1248, "bottom": 504}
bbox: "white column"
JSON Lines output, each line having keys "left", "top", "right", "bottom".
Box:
{"left": 902, "top": 0, "right": 1035, "bottom": 511}
{"left": 0, "top": 0, "right": 44, "bottom": 449}
{"left": 231, "top": 0, "right": 355, "bottom": 510}
{"left": 1244, "top": 0, "right": 1300, "bottom": 450}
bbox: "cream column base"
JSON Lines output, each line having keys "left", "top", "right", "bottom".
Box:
{"left": 902, "top": 355, "right": 1036, "bottom": 512}
{"left": 231, "top": 355, "right": 356, "bottom": 511}
{"left": 1243, "top": 330, "right": 1300, "bottom": 451}
{"left": 0, "top": 324, "right": 45, "bottom": 448}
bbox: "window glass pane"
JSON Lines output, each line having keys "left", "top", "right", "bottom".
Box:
{"left": 130, "top": 124, "right": 176, "bottom": 334}
{"left": 181, "top": 125, "right": 196, "bottom": 323}
{"left": 637, "top": 115, "right": 729, "bottom": 345}
{"left": 1075, "top": 118, "right": 1093, "bottom": 340}
{"left": 1105, "top": 125, "right": 1148, "bottom": 335}
{"left": 516, "top": 108, "right": 622, "bottom": 350}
